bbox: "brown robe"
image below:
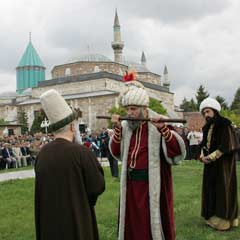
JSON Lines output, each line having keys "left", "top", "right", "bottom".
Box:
{"left": 35, "top": 138, "right": 105, "bottom": 240}
{"left": 201, "top": 116, "right": 239, "bottom": 221}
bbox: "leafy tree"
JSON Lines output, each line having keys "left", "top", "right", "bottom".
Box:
{"left": 221, "top": 109, "right": 240, "bottom": 127}
{"left": 195, "top": 84, "right": 209, "bottom": 109}
{"left": 107, "top": 106, "right": 127, "bottom": 128}
{"left": 231, "top": 87, "right": 240, "bottom": 114}
{"left": 30, "top": 110, "right": 47, "bottom": 133}
{"left": 149, "top": 98, "right": 167, "bottom": 115}
{"left": 180, "top": 97, "right": 197, "bottom": 112}
{"left": 17, "top": 108, "right": 28, "bottom": 134}
{"left": 215, "top": 95, "right": 228, "bottom": 110}
{"left": 0, "top": 119, "right": 8, "bottom": 124}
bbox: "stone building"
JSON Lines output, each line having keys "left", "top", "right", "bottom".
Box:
{"left": 0, "top": 10, "right": 180, "bottom": 133}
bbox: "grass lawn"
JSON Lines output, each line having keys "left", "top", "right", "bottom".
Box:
{"left": 0, "top": 161, "right": 239, "bottom": 240}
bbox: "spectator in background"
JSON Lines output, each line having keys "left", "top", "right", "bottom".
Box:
{"left": 106, "top": 129, "right": 119, "bottom": 179}
{"left": 12, "top": 142, "right": 26, "bottom": 167}
{"left": 21, "top": 141, "right": 33, "bottom": 166}
{"left": 187, "top": 127, "right": 202, "bottom": 160}
{"left": 2, "top": 143, "right": 17, "bottom": 168}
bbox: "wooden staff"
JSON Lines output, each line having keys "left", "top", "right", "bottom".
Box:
{"left": 96, "top": 115, "right": 186, "bottom": 123}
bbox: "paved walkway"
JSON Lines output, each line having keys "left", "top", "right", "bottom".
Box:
{"left": 0, "top": 169, "right": 35, "bottom": 182}
{"left": 0, "top": 158, "right": 111, "bottom": 182}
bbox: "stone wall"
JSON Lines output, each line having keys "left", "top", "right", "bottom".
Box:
{"left": 32, "top": 78, "right": 108, "bottom": 97}
{"left": 137, "top": 72, "right": 161, "bottom": 85}
{"left": 51, "top": 62, "right": 128, "bottom": 79}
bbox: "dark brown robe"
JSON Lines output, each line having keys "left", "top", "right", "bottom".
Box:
{"left": 35, "top": 138, "right": 105, "bottom": 240}
{"left": 201, "top": 116, "right": 239, "bottom": 221}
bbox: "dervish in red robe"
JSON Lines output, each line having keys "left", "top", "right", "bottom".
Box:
{"left": 109, "top": 109, "right": 186, "bottom": 240}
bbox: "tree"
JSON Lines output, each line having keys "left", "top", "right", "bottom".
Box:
{"left": 215, "top": 95, "right": 228, "bottom": 110}
{"left": 149, "top": 98, "right": 167, "bottom": 115}
{"left": 195, "top": 85, "right": 209, "bottom": 109}
{"left": 107, "top": 106, "right": 127, "bottom": 128}
{"left": 17, "top": 108, "right": 28, "bottom": 134}
{"left": 180, "top": 97, "right": 197, "bottom": 112}
{"left": 0, "top": 119, "right": 8, "bottom": 124}
{"left": 30, "top": 110, "right": 47, "bottom": 133}
{"left": 231, "top": 87, "right": 240, "bottom": 114}
{"left": 221, "top": 109, "right": 240, "bottom": 127}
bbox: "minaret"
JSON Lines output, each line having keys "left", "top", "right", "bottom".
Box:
{"left": 163, "top": 65, "right": 170, "bottom": 89}
{"left": 112, "top": 9, "right": 124, "bottom": 63}
{"left": 141, "top": 51, "right": 146, "bottom": 66}
{"left": 16, "top": 33, "right": 45, "bottom": 94}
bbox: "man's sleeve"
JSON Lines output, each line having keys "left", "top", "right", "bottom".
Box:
{"left": 80, "top": 149, "right": 105, "bottom": 206}
{"left": 109, "top": 126, "right": 122, "bottom": 160}
{"left": 159, "top": 125, "right": 186, "bottom": 165}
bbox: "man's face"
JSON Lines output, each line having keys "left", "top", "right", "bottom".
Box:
{"left": 126, "top": 106, "right": 144, "bottom": 130}
{"left": 126, "top": 106, "right": 142, "bottom": 118}
{"left": 202, "top": 108, "right": 215, "bottom": 122}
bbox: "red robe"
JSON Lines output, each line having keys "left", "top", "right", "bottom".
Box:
{"left": 111, "top": 122, "right": 181, "bottom": 240}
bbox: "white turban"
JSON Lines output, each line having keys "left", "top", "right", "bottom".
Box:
{"left": 199, "top": 97, "right": 221, "bottom": 113}
{"left": 120, "top": 81, "right": 149, "bottom": 107}
{"left": 40, "top": 89, "right": 78, "bottom": 132}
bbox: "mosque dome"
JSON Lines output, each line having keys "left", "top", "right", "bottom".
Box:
{"left": 66, "top": 53, "right": 112, "bottom": 64}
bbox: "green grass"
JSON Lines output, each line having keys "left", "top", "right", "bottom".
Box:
{"left": 173, "top": 161, "right": 240, "bottom": 240}
{"left": 0, "top": 161, "right": 239, "bottom": 240}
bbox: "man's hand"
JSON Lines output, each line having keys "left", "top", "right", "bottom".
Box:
{"left": 150, "top": 117, "right": 165, "bottom": 129}
{"left": 111, "top": 114, "right": 121, "bottom": 128}
{"left": 199, "top": 156, "right": 211, "bottom": 164}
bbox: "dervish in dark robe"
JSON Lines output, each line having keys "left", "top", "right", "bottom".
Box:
{"left": 35, "top": 138, "right": 105, "bottom": 240}
{"left": 200, "top": 114, "right": 239, "bottom": 230}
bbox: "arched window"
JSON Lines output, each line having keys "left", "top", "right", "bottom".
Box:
{"left": 65, "top": 68, "right": 71, "bottom": 76}
{"left": 93, "top": 66, "right": 100, "bottom": 73}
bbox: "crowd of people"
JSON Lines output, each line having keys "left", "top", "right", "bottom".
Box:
{"left": 0, "top": 133, "right": 54, "bottom": 170}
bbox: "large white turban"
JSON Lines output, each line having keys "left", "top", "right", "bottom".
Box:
{"left": 120, "top": 81, "right": 149, "bottom": 107}
{"left": 199, "top": 97, "right": 221, "bottom": 113}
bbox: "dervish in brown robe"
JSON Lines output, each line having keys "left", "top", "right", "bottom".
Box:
{"left": 35, "top": 138, "right": 105, "bottom": 240}
{"left": 200, "top": 115, "right": 239, "bottom": 230}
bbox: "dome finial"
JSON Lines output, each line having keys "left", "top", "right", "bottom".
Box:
{"left": 29, "top": 32, "right": 32, "bottom": 42}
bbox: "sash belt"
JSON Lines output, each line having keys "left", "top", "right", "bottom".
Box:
{"left": 127, "top": 168, "right": 148, "bottom": 181}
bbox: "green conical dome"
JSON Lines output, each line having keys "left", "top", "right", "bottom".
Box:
{"left": 16, "top": 39, "right": 45, "bottom": 94}
{"left": 17, "top": 41, "right": 44, "bottom": 67}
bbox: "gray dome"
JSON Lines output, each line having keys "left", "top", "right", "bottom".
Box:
{"left": 123, "top": 61, "right": 150, "bottom": 72}
{"left": 67, "top": 53, "right": 112, "bottom": 63}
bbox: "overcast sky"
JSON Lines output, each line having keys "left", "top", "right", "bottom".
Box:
{"left": 0, "top": 0, "right": 239, "bottom": 106}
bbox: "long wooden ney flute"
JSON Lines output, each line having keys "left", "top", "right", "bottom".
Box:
{"left": 96, "top": 115, "right": 186, "bottom": 123}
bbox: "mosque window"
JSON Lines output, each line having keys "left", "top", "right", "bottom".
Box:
{"left": 93, "top": 66, "right": 100, "bottom": 73}
{"left": 65, "top": 68, "right": 71, "bottom": 76}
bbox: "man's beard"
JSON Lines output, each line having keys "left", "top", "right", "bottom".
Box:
{"left": 73, "top": 122, "right": 83, "bottom": 144}
{"left": 205, "top": 116, "right": 215, "bottom": 124}
{"left": 127, "top": 110, "right": 144, "bottom": 131}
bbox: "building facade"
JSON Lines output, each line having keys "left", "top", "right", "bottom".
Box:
{"left": 0, "top": 11, "right": 179, "bottom": 133}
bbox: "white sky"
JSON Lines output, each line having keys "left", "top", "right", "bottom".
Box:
{"left": 0, "top": 0, "right": 239, "bottom": 106}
